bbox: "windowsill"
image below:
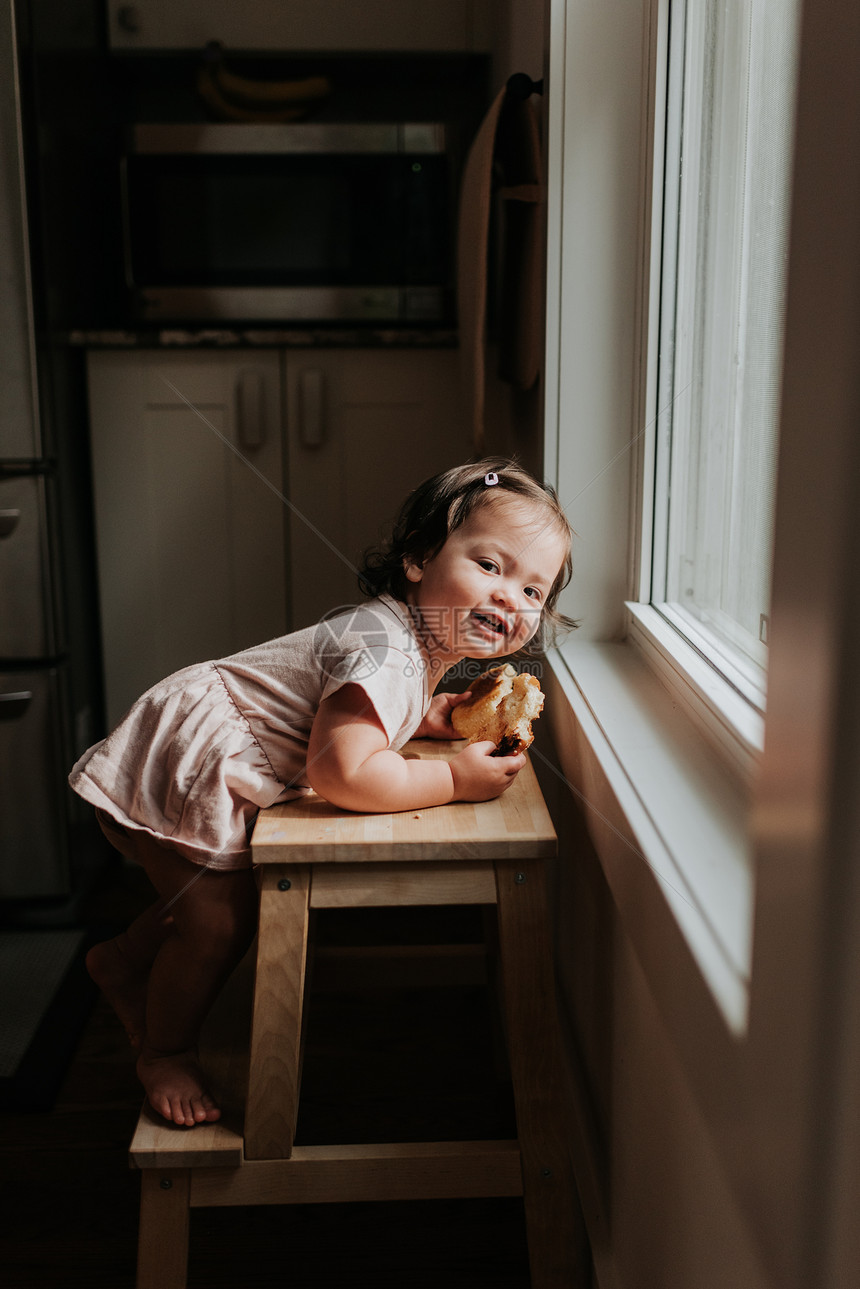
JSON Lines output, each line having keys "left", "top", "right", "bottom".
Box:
{"left": 545, "top": 637, "right": 755, "bottom": 1036}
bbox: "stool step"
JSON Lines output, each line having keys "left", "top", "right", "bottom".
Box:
{"left": 190, "top": 1139, "right": 524, "bottom": 1207}
{"left": 130, "top": 1101, "right": 244, "bottom": 1169}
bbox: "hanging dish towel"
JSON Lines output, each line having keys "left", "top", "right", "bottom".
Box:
{"left": 457, "top": 83, "right": 546, "bottom": 453}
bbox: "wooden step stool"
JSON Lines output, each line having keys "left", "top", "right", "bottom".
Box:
{"left": 130, "top": 740, "right": 585, "bottom": 1288}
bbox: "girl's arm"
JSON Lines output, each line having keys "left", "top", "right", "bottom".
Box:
{"left": 306, "top": 684, "right": 523, "bottom": 813}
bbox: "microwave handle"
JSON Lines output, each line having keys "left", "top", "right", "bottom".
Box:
{"left": 236, "top": 369, "right": 265, "bottom": 449}
{"left": 299, "top": 369, "right": 325, "bottom": 448}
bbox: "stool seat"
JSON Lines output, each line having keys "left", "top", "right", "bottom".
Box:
{"left": 131, "top": 742, "right": 587, "bottom": 1288}
{"left": 251, "top": 738, "right": 557, "bottom": 864}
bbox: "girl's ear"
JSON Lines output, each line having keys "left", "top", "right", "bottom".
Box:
{"left": 402, "top": 554, "right": 424, "bottom": 583}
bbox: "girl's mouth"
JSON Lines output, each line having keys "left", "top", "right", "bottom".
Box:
{"left": 470, "top": 610, "right": 509, "bottom": 639}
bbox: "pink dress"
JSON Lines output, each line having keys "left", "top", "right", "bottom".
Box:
{"left": 69, "top": 596, "right": 431, "bottom": 870}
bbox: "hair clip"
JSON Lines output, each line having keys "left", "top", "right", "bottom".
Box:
{"left": 484, "top": 472, "right": 499, "bottom": 486}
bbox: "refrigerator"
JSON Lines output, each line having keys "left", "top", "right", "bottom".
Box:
{"left": 0, "top": 0, "right": 72, "bottom": 899}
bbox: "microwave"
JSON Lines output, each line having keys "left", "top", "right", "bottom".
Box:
{"left": 121, "top": 123, "right": 454, "bottom": 324}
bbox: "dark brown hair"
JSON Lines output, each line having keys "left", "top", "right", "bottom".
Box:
{"left": 359, "top": 457, "right": 578, "bottom": 652}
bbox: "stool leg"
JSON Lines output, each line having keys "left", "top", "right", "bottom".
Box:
{"left": 137, "top": 1169, "right": 190, "bottom": 1289}
{"left": 245, "top": 864, "right": 311, "bottom": 1159}
{"left": 495, "top": 859, "right": 590, "bottom": 1289}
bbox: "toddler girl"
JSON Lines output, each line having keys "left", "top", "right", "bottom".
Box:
{"left": 72, "top": 457, "right": 574, "bottom": 1127}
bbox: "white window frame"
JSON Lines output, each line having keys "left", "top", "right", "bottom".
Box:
{"left": 543, "top": 0, "right": 797, "bottom": 1032}
{"left": 633, "top": 0, "right": 797, "bottom": 778}
{"left": 544, "top": 0, "right": 758, "bottom": 1034}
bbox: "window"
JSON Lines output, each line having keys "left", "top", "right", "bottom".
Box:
{"left": 640, "top": 0, "right": 801, "bottom": 726}
{"left": 543, "top": 0, "right": 805, "bottom": 1027}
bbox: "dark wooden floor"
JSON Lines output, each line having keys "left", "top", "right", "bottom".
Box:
{"left": 0, "top": 859, "right": 532, "bottom": 1289}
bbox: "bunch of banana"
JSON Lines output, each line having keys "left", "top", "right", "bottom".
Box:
{"left": 196, "top": 56, "right": 331, "bottom": 123}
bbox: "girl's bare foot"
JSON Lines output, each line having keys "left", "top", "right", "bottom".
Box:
{"left": 86, "top": 939, "right": 149, "bottom": 1049}
{"left": 137, "top": 1046, "right": 221, "bottom": 1127}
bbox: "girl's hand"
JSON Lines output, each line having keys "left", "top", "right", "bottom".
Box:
{"left": 449, "top": 740, "right": 526, "bottom": 802}
{"left": 414, "top": 690, "right": 473, "bottom": 740}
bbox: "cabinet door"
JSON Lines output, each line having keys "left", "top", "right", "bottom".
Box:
{"left": 87, "top": 351, "right": 286, "bottom": 727}
{"left": 285, "top": 349, "right": 469, "bottom": 628}
{"left": 106, "top": 1, "right": 488, "bottom": 52}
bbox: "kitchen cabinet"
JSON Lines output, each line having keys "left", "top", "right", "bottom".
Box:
{"left": 107, "top": 1, "right": 491, "bottom": 53}
{"left": 284, "top": 348, "right": 470, "bottom": 628}
{"left": 86, "top": 346, "right": 471, "bottom": 724}
{"left": 86, "top": 350, "right": 287, "bottom": 727}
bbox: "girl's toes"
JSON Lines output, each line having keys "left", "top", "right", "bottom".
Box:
{"left": 202, "top": 1090, "right": 220, "bottom": 1119}
{"left": 191, "top": 1094, "right": 220, "bottom": 1123}
{"left": 170, "top": 1096, "right": 190, "bottom": 1126}
{"left": 153, "top": 1094, "right": 173, "bottom": 1122}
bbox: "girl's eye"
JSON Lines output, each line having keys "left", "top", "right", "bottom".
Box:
{"left": 477, "top": 559, "right": 499, "bottom": 573}
{"left": 524, "top": 586, "right": 543, "bottom": 601}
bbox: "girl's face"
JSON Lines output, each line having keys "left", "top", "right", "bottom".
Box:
{"left": 403, "top": 492, "right": 569, "bottom": 667}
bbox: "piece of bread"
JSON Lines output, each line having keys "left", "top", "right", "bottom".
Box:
{"left": 451, "top": 664, "right": 545, "bottom": 756}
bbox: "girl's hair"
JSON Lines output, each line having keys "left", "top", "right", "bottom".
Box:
{"left": 359, "top": 456, "right": 578, "bottom": 652}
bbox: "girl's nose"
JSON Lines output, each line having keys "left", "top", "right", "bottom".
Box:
{"left": 491, "top": 582, "right": 518, "bottom": 611}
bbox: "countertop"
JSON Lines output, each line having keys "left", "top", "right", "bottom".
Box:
{"left": 64, "top": 327, "right": 459, "bottom": 350}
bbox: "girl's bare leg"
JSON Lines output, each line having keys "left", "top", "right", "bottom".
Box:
{"left": 133, "top": 846, "right": 258, "bottom": 1127}
{"left": 86, "top": 901, "right": 174, "bottom": 1048}
{"left": 87, "top": 816, "right": 177, "bottom": 1048}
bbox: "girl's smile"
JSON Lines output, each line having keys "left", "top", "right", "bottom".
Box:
{"left": 403, "top": 492, "right": 569, "bottom": 680}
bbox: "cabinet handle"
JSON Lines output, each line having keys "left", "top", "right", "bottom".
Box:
{"left": 299, "top": 369, "right": 325, "bottom": 447}
{"left": 0, "top": 509, "right": 21, "bottom": 538}
{"left": 0, "top": 691, "right": 33, "bottom": 719}
{"left": 236, "top": 369, "right": 265, "bottom": 449}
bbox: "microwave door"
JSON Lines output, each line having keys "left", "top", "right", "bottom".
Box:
{"left": 123, "top": 137, "right": 451, "bottom": 324}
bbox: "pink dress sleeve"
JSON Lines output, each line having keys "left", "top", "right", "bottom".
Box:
{"left": 319, "top": 644, "right": 425, "bottom": 750}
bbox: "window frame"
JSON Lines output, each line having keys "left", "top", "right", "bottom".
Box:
{"left": 544, "top": 0, "right": 757, "bottom": 1034}
{"left": 544, "top": 0, "right": 798, "bottom": 1030}
{"left": 631, "top": 0, "right": 798, "bottom": 769}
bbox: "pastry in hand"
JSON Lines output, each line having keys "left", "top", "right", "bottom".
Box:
{"left": 451, "top": 664, "right": 545, "bottom": 756}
